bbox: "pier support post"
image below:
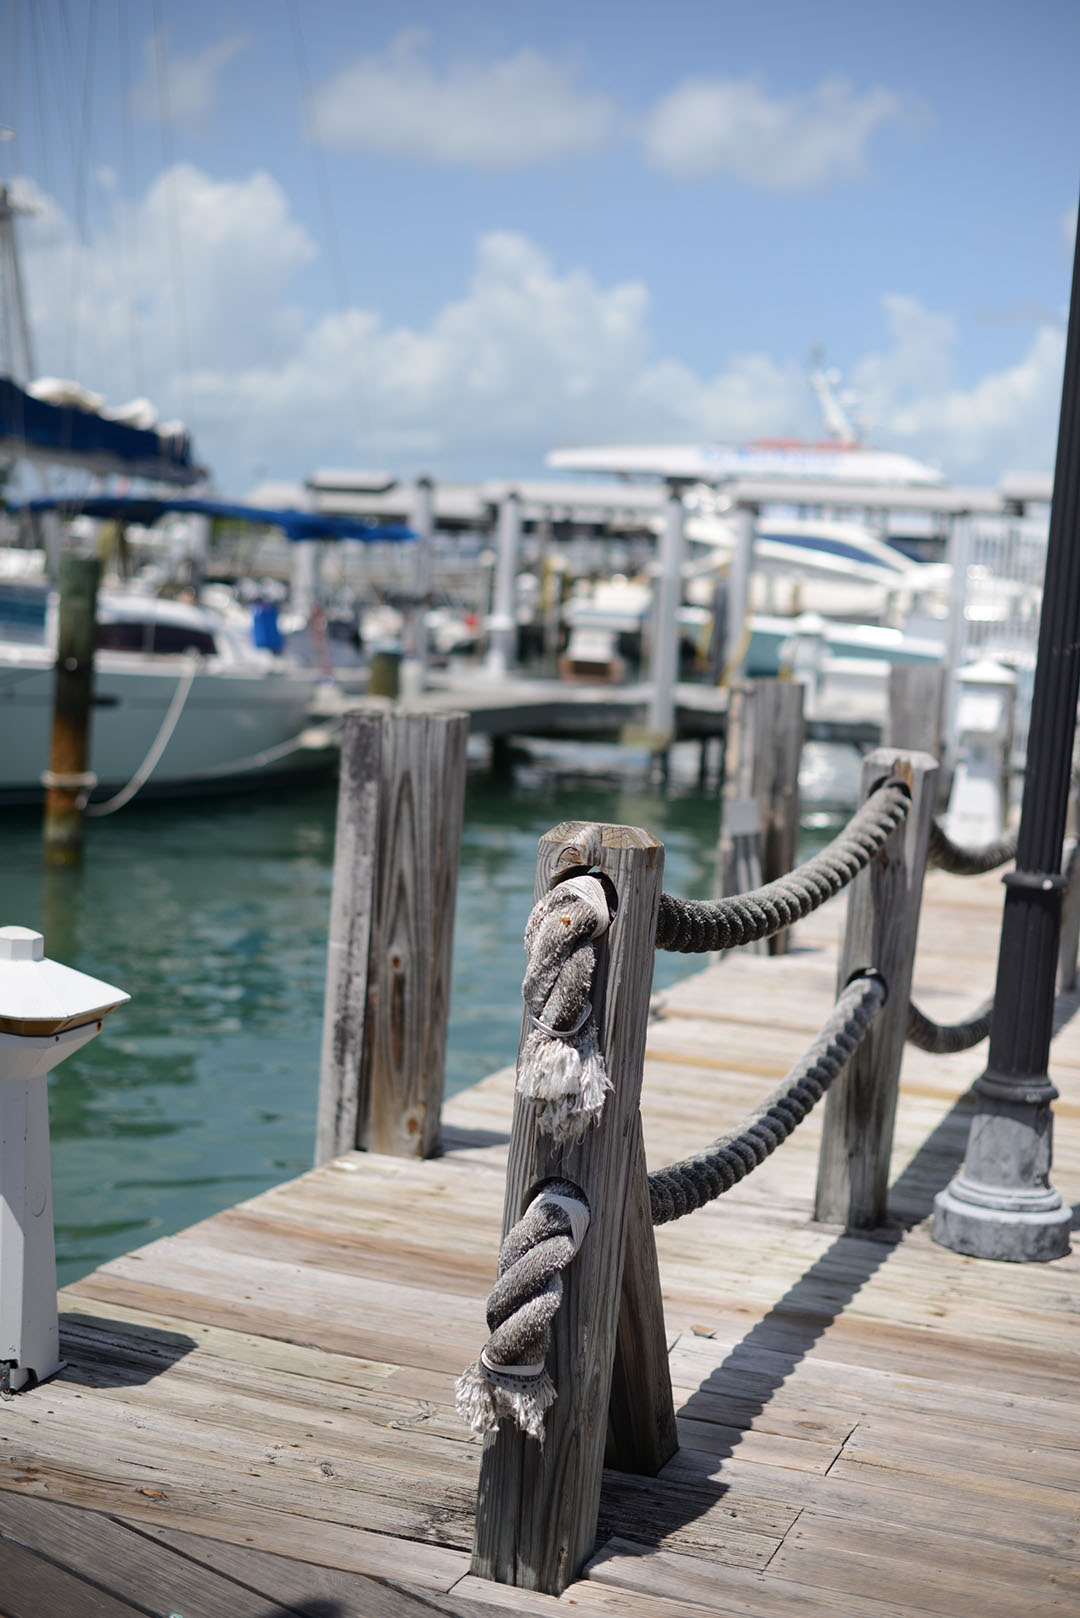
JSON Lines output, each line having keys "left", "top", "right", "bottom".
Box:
{"left": 717, "top": 679, "right": 805, "bottom": 954}
{"left": 316, "top": 708, "right": 469, "bottom": 1163}
{"left": 646, "top": 482, "right": 686, "bottom": 746}
{"left": 815, "top": 749, "right": 938, "bottom": 1229}
{"left": 725, "top": 502, "right": 757, "bottom": 683}
{"left": 486, "top": 491, "right": 521, "bottom": 678}
{"left": 43, "top": 553, "right": 100, "bottom": 867}
{"left": 885, "top": 662, "right": 946, "bottom": 758}
{"left": 471, "top": 821, "right": 673, "bottom": 1595}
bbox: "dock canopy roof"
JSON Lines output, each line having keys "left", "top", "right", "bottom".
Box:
{"left": 0, "top": 376, "right": 202, "bottom": 485}
{"left": 14, "top": 493, "right": 415, "bottom": 544}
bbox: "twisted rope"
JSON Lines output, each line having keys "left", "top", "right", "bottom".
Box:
{"left": 655, "top": 780, "right": 911, "bottom": 954}
{"left": 927, "top": 821, "right": 1017, "bottom": 876}
{"left": 515, "top": 874, "right": 615, "bottom": 1142}
{"left": 647, "top": 973, "right": 887, "bottom": 1224}
{"left": 455, "top": 1181, "right": 590, "bottom": 1443}
{"left": 907, "top": 998, "right": 992, "bottom": 1054}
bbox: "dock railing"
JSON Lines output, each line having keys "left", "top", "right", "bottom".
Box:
{"left": 460, "top": 745, "right": 1022, "bottom": 1595}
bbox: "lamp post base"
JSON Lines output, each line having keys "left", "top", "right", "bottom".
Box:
{"left": 932, "top": 1177, "right": 1072, "bottom": 1262}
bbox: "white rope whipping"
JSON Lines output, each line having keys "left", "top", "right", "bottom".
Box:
{"left": 515, "top": 874, "right": 613, "bottom": 1143}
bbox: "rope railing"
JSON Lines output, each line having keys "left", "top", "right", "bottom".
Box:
{"left": 907, "top": 998, "right": 993, "bottom": 1054}
{"left": 927, "top": 820, "right": 1017, "bottom": 876}
{"left": 654, "top": 778, "right": 911, "bottom": 953}
{"left": 648, "top": 972, "right": 887, "bottom": 1224}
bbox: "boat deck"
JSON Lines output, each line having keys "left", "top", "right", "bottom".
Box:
{"left": 2, "top": 865, "right": 1079, "bottom": 1617}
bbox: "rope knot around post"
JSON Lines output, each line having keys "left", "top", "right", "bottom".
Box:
{"left": 515, "top": 873, "right": 615, "bottom": 1143}
{"left": 455, "top": 1180, "right": 590, "bottom": 1444}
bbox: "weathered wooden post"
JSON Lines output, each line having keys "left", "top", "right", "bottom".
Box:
{"left": 884, "top": 662, "right": 945, "bottom": 757}
{"left": 717, "top": 678, "right": 805, "bottom": 954}
{"left": 315, "top": 707, "right": 469, "bottom": 1163}
{"left": 42, "top": 553, "right": 100, "bottom": 867}
{"left": 471, "top": 821, "right": 674, "bottom": 1594}
{"left": 814, "top": 748, "right": 938, "bottom": 1229}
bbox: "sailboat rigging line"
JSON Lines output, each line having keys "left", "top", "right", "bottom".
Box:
{"left": 285, "top": 0, "right": 371, "bottom": 442}
{"left": 151, "top": 0, "right": 195, "bottom": 431}
{"left": 63, "top": 0, "right": 99, "bottom": 384}
{"left": 117, "top": 0, "right": 146, "bottom": 399}
{"left": 85, "top": 650, "right": 200, "bottom": 817}
{"left": 27, "top": 2, "right": 55, "bottom": 194}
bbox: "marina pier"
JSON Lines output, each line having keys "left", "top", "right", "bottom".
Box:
{"left": 1, "top": 774, "right": 1079, "bottom": 1617}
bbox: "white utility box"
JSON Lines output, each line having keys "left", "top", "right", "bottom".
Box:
{"left": 0, "top": 926, "right": 128, "bottom": 1393}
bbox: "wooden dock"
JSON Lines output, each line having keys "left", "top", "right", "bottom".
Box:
{"left": 2, "top": 863, "right": 1079, "bottom": 1616}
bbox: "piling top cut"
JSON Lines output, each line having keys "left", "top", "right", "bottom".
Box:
{"left": 0, "top": 926, "right": 130, "bottom": 1036}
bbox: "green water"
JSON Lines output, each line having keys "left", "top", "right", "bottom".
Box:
{"left": 2, "top": 747, "right": 835, "bottom": 1286}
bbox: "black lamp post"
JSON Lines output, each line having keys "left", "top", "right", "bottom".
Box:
{"left": 933, "top": 199, "right": 1080, "bottom": 1261}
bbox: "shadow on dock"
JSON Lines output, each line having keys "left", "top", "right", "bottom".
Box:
{"left": 598, "top": 1086, "right": 979, "bottom": 1552}
{"left": 58, "top": 1311, "right": 197, "bottom": 1388}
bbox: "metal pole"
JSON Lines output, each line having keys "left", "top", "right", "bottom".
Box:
{"left": 933, "top": 196, "right": 1080, "bottom": 1262}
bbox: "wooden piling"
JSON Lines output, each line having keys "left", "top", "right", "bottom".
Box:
{"left": 885, "top": 662, "right": 946, "bottom": 758}
{"left": 315, "top": 707, "right": 469, "bottom": 1163}
{"left": 471, "top": 821, "right": 671, "bottom": 1595}
{"left": 814, "top": 748, "right": 938, "bottom": 1229}
{"left": 43, "top": 553, "right": 101, "bottom": 868}
{"left": 717, "top": 678, "right": 805, "bottom": 954}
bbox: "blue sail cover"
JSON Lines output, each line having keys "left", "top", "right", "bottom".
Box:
{"left": 15, "top": 492, "right": 414, "bottom": 543}
{"left": 0, "top": 376, "right": 201, "bottom": 484}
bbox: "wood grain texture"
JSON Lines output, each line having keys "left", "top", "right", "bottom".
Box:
{"left": 365, "top": 709, "right": 469, "bottom": 1158}
{"left": 2, "top": 851, "right": 1079, "bottom": 1618}
{"left": 815, "top": 749, "right": 939, "bottom": 1228}
{"left": 471, "top": 821, "right": 668, "bottom": 1593}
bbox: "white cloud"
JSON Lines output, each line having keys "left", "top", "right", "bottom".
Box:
{"left": 11, "top": 167, "right": 1063, "bottom": 490}
{"left": 853, "top": 294, "right": 1065, "bottom": 477}
{"left": 310, "top": 29, "right": 617, "bottom": 167}
{"left": 131, "top": 30, "right": 250, "bottom": 130}
{"left": 642, "top": 75, "right": 919, "bottom": 188}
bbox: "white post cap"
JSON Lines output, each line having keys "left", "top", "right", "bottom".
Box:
{"left": 0, "top": 927, "right": 45, "bottom": 961}
{"left": 0, "top": 926, "right": 130, "bottom": 1036}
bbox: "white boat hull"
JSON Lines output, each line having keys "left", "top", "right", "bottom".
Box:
{"left": 0, "top": 650, "right": 332, "bottom": 804}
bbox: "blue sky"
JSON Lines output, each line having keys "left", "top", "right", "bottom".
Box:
{"left": 2, "top": 0, "right": 1078, "bottom": 491}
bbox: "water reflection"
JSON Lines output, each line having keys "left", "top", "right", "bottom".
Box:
{"left": 0, "top": 750, "right": 832, "bottom": 1287}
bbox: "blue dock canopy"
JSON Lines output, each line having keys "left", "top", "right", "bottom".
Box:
{"left": 14, "top": 492, "right": 415, "bottom": 543}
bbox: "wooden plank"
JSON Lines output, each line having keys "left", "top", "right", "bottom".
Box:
{"left": 0, "top": 1536, "right": 148, "bottom": 1618}
{"left": 0, "top": 1493, "right": 304, "bottom": 1618}
{"left": 471, "top": 821, "right": 668, "bottom": 1593}
{"left": 585, "top": 1536, "right": 938, "bottom": 1618}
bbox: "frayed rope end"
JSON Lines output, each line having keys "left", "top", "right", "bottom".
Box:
{"left": 516, "top": 1024, "right": 611, "bottom": 1143}
{"left": 455, "top": 1361, "right": 556, "bottom": 1445}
